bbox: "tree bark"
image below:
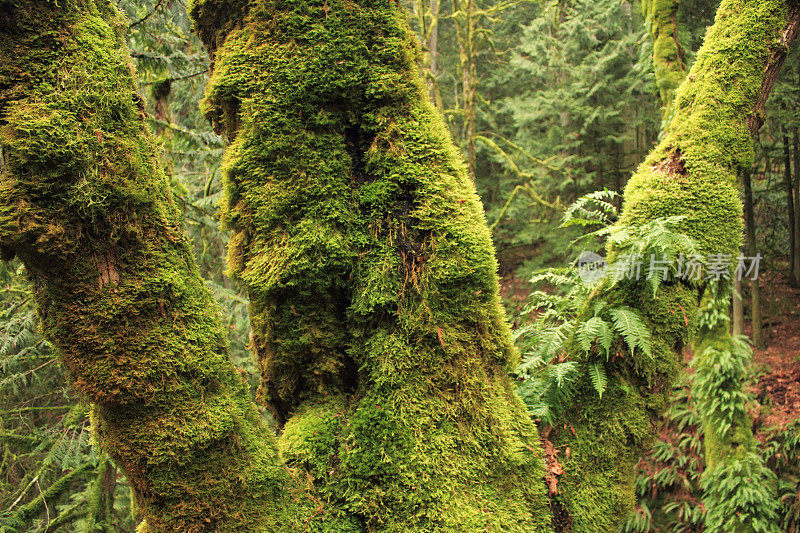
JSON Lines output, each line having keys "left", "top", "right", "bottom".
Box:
{"left": 732, "top": 275, "right": 744, "bottom": 335}
{"left": 414, "top": 0, "right": 443, "bottom": 108}
{"left": 428, "top": 0, "right": 441, "bottom": 106}
{"left": 784, "top": 127, "right": 796, "bottom": 281}
{"left": 453, "top": 0, "right": 478, "bottom": 180}
{"left": 793, "top": 124, "right": 800, "bottom": 287}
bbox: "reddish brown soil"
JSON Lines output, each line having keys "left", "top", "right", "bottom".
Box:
{"left": 499, "top": 274, "right": 534, "bottom": 328}
{"left": 749, "top": 270, "right": 800, "bottom": 432}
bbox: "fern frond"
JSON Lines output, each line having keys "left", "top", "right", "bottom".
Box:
{"left": 529, "top": 268, "right": 580, "bottom": 287}
{"left": 588, "top": 362, "right": 608, "bottom": 398}
{"left": 553, "top": 361, "right": 578, "bottom": 388}
{"left": 561, "top": 189, "right": 620, "bottom": 228}
{"left": 576, "top": 316, "right": 612, "bottom": 356}
{"left": 611, "top": 307, "right": 652, "bottom": 357}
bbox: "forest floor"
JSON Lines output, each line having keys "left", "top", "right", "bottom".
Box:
{"left": 749, "top": 269, "right": 800, "bottom": 434}
{"left": 499, "top": 268, "right": 800, "bottom": 433}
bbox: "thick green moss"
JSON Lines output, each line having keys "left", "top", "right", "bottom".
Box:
{"left": 0, "top": 2, "right": 322, "bottom": 531}
{"left": 191, "top": 0, "right": 552, "bottom": 530}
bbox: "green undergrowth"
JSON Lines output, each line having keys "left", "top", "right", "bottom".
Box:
{"left": 517, "top": 192, "right": 699, "bottom": 531}
{"left": 621, "top": 374, "right": 800, "bottom": 533}
{"left": 622, "top": 379, "right": 800, "bottom": 533}
{"left": 519, "top": 196, "right": 789, "bottom": 532}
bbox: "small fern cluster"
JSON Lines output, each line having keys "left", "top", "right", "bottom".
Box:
{"left": 516, "top": 191, "right": 698, "bottom": 424}
{"left": 700, "top": 451, "right": 779, "bottom": 533}
{"left": 622, "top": 377, "right": 800, "bottom": 533}
{"left": 621, "top": 379, "right": 706, "bottom": 533}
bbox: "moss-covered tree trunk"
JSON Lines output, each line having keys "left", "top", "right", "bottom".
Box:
{"left": 546, "top": 1, "right": 800, "bottom": 530}
{"left": 190, "top": 0, "right": 553, "bottom": 530}
{"left": 0, "top": 2, "right": 322, "bottom": 531}
{"left": 642, "top": 0, "right": 687, "bottom": 123}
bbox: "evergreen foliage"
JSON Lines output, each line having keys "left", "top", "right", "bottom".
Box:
{"left": 484, "top": 0, "right": 658, "bottom": 274}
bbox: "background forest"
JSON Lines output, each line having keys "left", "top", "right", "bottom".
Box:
{"left": 1, "top": 0, "right": 799, "bottom": 531}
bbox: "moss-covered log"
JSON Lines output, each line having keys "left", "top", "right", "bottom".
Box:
{"left": 0, "top": 2, "right": 322, "bottom": 531}
{"left": 546, "top": 1, "right": 800, "bottom": 531}
{"left": 191, "top": 0, "right": 552, "bottom": 530}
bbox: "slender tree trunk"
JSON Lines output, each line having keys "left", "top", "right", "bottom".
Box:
{"left": 428, "top": 0, "right": 443, "bottom": 108}
{"left": 642, "top": 0, "right": 686, "bottom": 124}
{"left": 453, "top": 0, "right": 478, "bottom": 180}
{"left": 428, "top": 0, "right": 442, "bottom": 108}
{"left": 103, "top": 461, "right": 116, "bottom": 529}
{"left": 413, "top": 0, "right": 443, "bottom": 109}
{"left": 784, "top": 127, "right": 796, "bottom": 280}
{"left": 152, "top": 79, "right": 172, "bottom": 131}
{"left": 796, "top": 157, "right": 800, "bottom": 286}
{"left": 794, "top": 124, "right": 800, "bottom": 287}
{"left": 0, "top": 3, "right": 319, "bottom": 531}
{"left": 733, "top": 275, "right": 744, "bottom": 335}
{"left": 743, "top": 168, "right": 764, "bottom": 348}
